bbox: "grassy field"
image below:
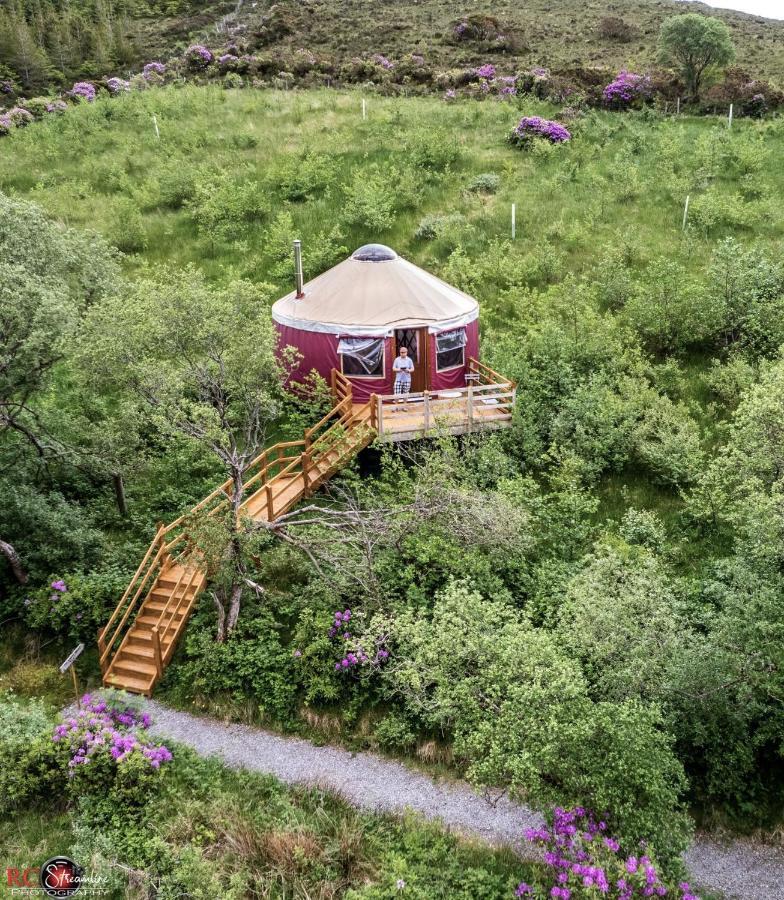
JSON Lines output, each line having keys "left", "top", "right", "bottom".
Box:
{"left": 2, "top": 83, "right": 781, "bottom": 546}
{"left": 1, "top": 85, "right": 780, "bottom": 295}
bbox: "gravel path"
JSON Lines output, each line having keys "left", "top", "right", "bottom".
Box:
{"left": 140, "top": 699, "right": 784, "bottom": 900}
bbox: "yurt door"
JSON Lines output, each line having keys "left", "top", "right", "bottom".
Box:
{"left": 395, "top": 328, "right": 427, "bottom": 393}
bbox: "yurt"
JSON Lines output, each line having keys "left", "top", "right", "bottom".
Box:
{"left": 272, "top": 242, "right": 480, "bottom": 403}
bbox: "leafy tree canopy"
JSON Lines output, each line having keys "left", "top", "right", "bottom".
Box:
{"left": 658, "top": 13, "right": 735, "bottom": 100}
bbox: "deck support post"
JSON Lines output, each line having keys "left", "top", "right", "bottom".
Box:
{"left": 424, "top": 392, "right": 430, "bottom": 432}
{"left": 377, "top": 396, "right": 384, "bottom": 437}
{"left": 369, "top": 394, "right": 378, "bottom": 431}
{"left": 467, "top": 384, "right": 474, "bottom": 430}
{"left": 151, "top": 627, "right": 163, "bottom": 677}
{"left": 265, "top": 483, "right": 274, "bottom": 519}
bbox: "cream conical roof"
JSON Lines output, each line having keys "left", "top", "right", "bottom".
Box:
{"left": 271, "top": 245, "right": 479, "bottom": 336}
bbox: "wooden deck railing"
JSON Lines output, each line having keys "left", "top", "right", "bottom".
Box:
{"left": 372, "top": 357, "right": 516, "bottom": 438}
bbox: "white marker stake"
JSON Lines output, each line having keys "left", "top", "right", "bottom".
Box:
{"left": 682, "top": 194, "right": 690, "bottom": 231}
{"left": 676, "top": 96, "right": 680, "bottom": 115}
{"left": 152, "top": 115, "right": 160, "bottom": 139}
{"left": 511, "top": 203, "right": 516, "bottom": 240}
{"left": 362, "top": 98, "right": 366, "bottom": 120}
{"left": 728, "top": 103, "right": 733, "bottom": 127}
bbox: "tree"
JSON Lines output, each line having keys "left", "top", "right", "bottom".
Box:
{"left": 0, "top": 194, "right": 119, "bottom": 583}
{"left": 79, "top": 266, "right": 284, "bottom": 640}
{"left": 0, "top": 193, "right": 119, "bottom": 461}
{"left": 658, "top": 14, "right": 735, "bottom": 101}
{"left": 382, "top": 582, "right": 692, "bottom": 868}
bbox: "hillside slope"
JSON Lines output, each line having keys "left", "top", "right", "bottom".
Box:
{"left": 152, "top": 0, "right": 784, "bottom": 81}
{"left": 3, "top": 0, "right": 784, "bottom": 93}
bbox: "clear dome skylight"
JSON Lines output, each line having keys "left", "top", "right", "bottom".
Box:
{"left": 351, "top": 244, "right": 397, "bottom": 261}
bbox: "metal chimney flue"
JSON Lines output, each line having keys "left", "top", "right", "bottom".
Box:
{"left": 293, "top": 239, "right": 304, "bottom": 298}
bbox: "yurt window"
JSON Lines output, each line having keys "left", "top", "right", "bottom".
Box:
{"left": 435, "top": 328, "right": 467, "bottom": 372}
{"left": 338, "top": 337, "right": 385, "bottom": 378}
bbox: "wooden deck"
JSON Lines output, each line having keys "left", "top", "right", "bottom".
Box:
{"left": 361, "top": 381, "right": 515, "bottom": 442}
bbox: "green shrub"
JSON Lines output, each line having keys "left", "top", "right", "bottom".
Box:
{"left": 0, "top": 693, "right": 57, "bottom": 810}
{"left": 22, "top": 569, "right": 130, "bottom": 641}
{"left": 342, "top": 168, "right": 396, "bottom": 231}
{"left": 465, "top": 172, "right": 500, "bottom": 194}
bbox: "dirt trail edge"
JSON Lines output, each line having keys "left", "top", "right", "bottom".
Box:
{"left": 139, "top": 699, "right": 783, "bottom": 900}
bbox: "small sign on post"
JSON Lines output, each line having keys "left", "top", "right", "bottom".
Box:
{"left": 682, "top": 194, "right": 690, "bottom": 232}
{"left": 511, "top": 203, "right": 516, "bottom": 240}
{"left": 728, "top": 103, "right": 733, "bottom": 128}
{"left": 60, "top": 643, "right": 85, "bottom": 707}
{"left": 152, "top": 115, "right": 160, "bottom": 139}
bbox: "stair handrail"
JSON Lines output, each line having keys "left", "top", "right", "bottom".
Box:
{"left": 158, "top": 564, "right": 202, "bottom": 658}
{"left": 99, "top": 526, "right": 168, "bottom": 668}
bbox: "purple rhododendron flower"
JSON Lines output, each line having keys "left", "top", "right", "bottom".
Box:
{"left": 143, "top": 61, "right": 166, "bottom": 78}
{"left": 512, "top": 116, "right": 571, "bottom": 144}
{"left": 70, "top": 82, "right": 96, "bottom": 102}
{"left": 475, "top": 63, "right": 496, "bottom": 80}
{"left": 106, "top": 77, "right": 130, "bottom": 94}
{"left": 372, "top": 54, "right": 394, "bottom": 70}
{"left": 185, "top": 45, "right": 213, "bottom": 69}
{"left": 603, "top": 71, "right": 652, "bottom": 106}
{"left": 52, "top": 694, "right": 170, "bottom": 774}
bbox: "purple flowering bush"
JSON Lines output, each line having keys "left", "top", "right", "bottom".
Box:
{"left": 70, "top": 81, "right": 96, "bottom": 102}
{"left": 474, "top": 63, "right": 496, "bottom": 81}
{"left": 0, "top": 114, "right": 12, "bottom": 136}
{"left": 50, "top": 693, "right": 172, "bottom": 808}
{"left": 7, "top": 106, "right": 34, "bottom": 126}
{"left": 603, "top": 71, "right": 652, "bottom": 108}
{"left": 105, "top": 77, "right": 130, "bottom": 94}
{"left": 143, "top": 61, "right": 166, "bottom": 79}
{"left": 185, "top": 44, "right": 213, "bottom": 71}
{"left": 518, "top": 808, "right": 699, "bottom": 899}
{"left": 372, "top": 54, "right": 394, "bottom": 70}
{"left": 509, "top": 116, "right": 571, "bottom": 148}
{"left": 328, "top": 608, "right": 390, "bottom": 672}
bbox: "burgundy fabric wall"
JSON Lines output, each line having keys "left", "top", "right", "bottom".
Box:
{"left": 276, "top": 324, "right": 393, "bottom": 404}
{"left": 428, "top": 319, "right": 480, "bottom": 391}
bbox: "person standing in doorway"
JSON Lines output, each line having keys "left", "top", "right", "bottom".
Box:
{"left": 393, "top": 345, "right": 415, "bottom": 395}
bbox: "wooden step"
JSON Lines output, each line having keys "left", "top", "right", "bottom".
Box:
{"left": 104, "top": 671, "right": 154, "bottom": 693}
{"left": 113, "top": 657, "right": 158, "bottom": 678}
{"left": 136, "top": 612, "right": 187, "bottom": 627}
{"left": 120, "top": 644, "right": 155, "bottom": 663}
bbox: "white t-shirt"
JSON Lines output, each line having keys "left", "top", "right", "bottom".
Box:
{"left": 394, "top": 356, "right": 414, "bottom": 378}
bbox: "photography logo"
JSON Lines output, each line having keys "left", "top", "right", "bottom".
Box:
{"left": 40, "top": 857, "right": 83, "bottom": 898}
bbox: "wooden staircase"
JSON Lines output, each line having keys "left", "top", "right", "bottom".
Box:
{"left": 99, "top": 371, "right": 377, "bottom": 695}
